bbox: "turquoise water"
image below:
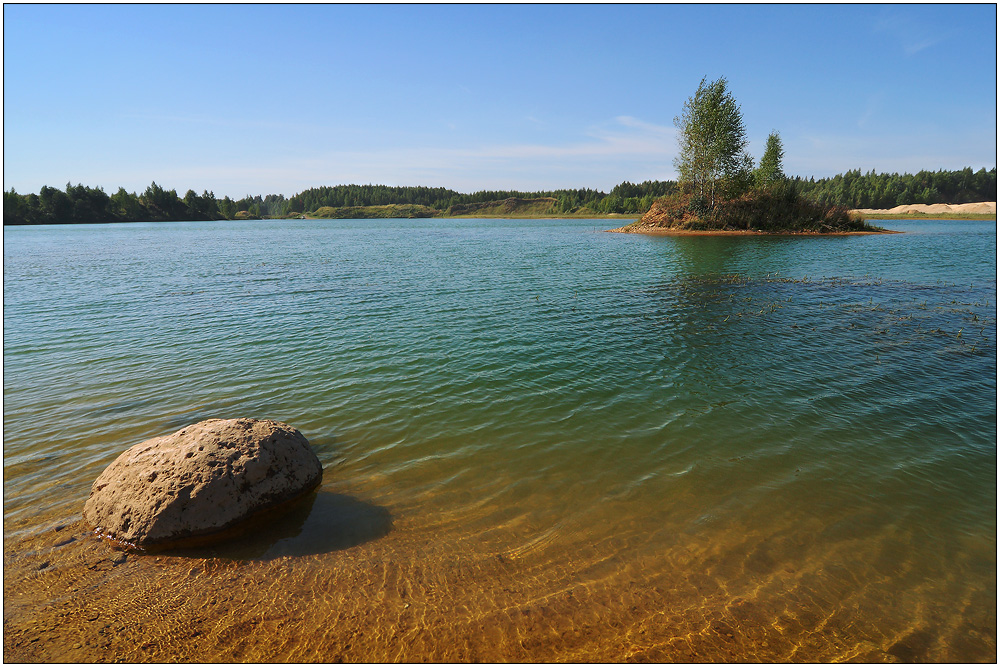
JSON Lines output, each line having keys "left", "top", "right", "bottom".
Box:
{"left": 3, "top": 218, "right": 996, "bottom": 662}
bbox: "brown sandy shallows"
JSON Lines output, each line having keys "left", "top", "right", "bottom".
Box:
{"left": 606, "top": 227, "right": 898, "bottom": 236}
{"left": 5, "top": 486, "right": 996, "bottom": 664}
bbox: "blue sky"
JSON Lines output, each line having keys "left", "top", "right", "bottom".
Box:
{"left": 3, "top": 4, "right": 996, "bottom": 198}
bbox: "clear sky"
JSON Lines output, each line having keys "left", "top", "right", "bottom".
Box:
{"left": 3, "top": 3, "right": 997, "bottom": 198}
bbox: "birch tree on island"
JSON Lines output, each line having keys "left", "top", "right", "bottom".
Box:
{"left": 755, "top": 131, "right": 786, "bottom": 187}
{"left": 673, "top": 76, "right": 750, "bottom": 208}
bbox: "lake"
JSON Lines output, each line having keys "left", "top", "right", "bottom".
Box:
{"left": 3, "top": 217, "right": 996, "bottom": 662}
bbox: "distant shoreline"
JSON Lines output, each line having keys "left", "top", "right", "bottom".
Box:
{"left": 5, "top": 201, "right": 995, "bottom": 226}
{"left": 302, "top": 212, "right": 638, "bottom": 221}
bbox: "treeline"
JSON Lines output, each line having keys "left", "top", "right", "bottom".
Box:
{"left": 559, "top": 180, "right": 679, "bottom": 214}
{"left": 290, "top": 184, "right": 497, "bottom": 212}
{"left": 284, "top": 181, "right": 677, "bottom": 216}
{"left": 793, "top": 167, "right": 996, "bottom": 209}
{"left": 1, "top": 181, "right": 292, "bottom": 226}
{"left": 3, "top": 168, "right": 995, "bottom": 225}
{"left": 3, "top": 180, "right": 679, "bottom": 224}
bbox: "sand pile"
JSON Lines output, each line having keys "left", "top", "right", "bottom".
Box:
{"left": 852, "top": 202, "right": 996, "bottom": 215}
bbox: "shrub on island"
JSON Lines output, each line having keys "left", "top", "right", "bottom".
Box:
{"left": 633, "top": 182, "right": 877, "bottom": 233}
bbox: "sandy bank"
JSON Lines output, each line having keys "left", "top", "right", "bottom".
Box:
{"left": 851, "top": 202, "right": 996, "bottom": 216}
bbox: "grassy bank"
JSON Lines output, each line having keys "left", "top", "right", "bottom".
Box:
{"left": 445, "top": 197, "right": 559, "bottom": 217}
{"left": 442, "top": 197, "right": 635, "bottom": 218}
{"left": 307, "top": 204, "right": 438, "bottom": 219}
{"left": 301, "top": 198, "right": 637, "bottom": 220}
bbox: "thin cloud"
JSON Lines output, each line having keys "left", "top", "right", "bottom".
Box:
{"left": 872, "top": 12, "right": 954, "bottom": 56}
{"left": 856, "top": 94, "right": 885, "bottom": 129}
{"left": 161, "top": 116, "right": 681, "bottom": 193}
{"left": 612, "top": 116, "right": 675, "bottom": 137}
{"left": 117, "top": 111, "right": 323, "bottom": 133}
{"left": 789, "top": 130, "right": 997, "bottom": 177}
{"left": 902, "top": 34, "right": 949, "bottom": 56}
{"left": 314, "top": 115, "right": 678, "bottom": 174}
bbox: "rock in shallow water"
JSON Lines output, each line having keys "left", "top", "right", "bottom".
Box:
{"left": 83, "top": 418, "right": 323, "bottom": 549}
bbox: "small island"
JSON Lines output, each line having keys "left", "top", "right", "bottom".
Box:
{"left": 609, "top": 187, "right": 888, "bottom": 235}
{"left": 611, "top": 77, "right": 887, "bottom": 236}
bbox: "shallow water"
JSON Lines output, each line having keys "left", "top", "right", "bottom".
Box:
{"left": 3, "top": 217, "right": 996, "bottom": 662}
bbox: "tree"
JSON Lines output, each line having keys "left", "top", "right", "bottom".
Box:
{"left": 756, "top": 131, "right": 785, "bottom": 187}
{"left": 111, "top": 188, "right": 144, "bottom": 221}
{"left": 218, "top": 196, "right": 237, "bottom": 219}
{"left": 141, "top": 181, "right": 173, "bottom": 218}
{"left": 39, "top": 185, "right": 73, "bottom": 223}
{"left": 4, "top": 188, "right": 27, "bottom": 225}
{"left": 673, "top": 76, "right": 749, "bottom": 207}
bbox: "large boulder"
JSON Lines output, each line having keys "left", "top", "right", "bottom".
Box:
{"left": 83, "top": 418, "right": 323, "bottom": 549}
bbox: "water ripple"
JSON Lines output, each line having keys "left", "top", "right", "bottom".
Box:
{"left": 3, "top": 218, "right": 996, "bottom": 662}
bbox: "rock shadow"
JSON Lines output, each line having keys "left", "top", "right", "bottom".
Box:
{"left": 163, "top": 491, "right": 393, "bottom": 561}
